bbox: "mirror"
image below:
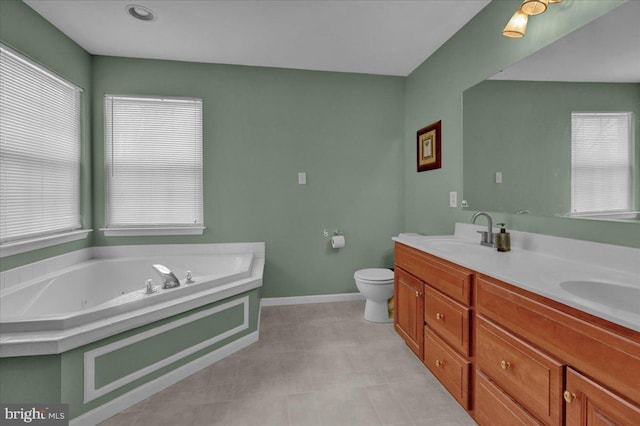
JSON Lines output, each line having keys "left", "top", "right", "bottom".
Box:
{"left": 462, "top": 2, "right": 640, "bottom": 222}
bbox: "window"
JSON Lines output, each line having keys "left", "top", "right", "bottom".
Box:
{"left": 0, "top": 44, "right": 84, "bottom": 251}
{"left": 104, "top": 95, "right": 204, "bottom": 235}
{"left": 571, "top": 112, "right": 633, "bottom": 215}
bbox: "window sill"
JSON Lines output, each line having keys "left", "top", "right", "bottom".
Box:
{"left": 100, "top": 227, "right": 206, "bottom": 237}
{"left": 0, "top": 229, "right": 92, "bottom": 258}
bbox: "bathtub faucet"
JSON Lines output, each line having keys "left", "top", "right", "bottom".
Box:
{"left": 152, "top": 264, "right": 181, "bottom": 289}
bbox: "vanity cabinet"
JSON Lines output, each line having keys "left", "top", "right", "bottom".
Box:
{"left": 394, "top": 243, "right": 473, "bottom": 410}
{"left": 393, "top": 241, "right": 640, "bottom": 426}
{"left": 477, "top": 274, "right": 640, "bottom": 426}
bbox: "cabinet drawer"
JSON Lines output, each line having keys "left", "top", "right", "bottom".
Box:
{"left": 476, "top": 372, "right": 542, "bottom": 426}
{"left": 423, "top": 326, "right": 470, "bottom": 409}
{"left": 477, "top": 317, "right": 563, "bottom": 426}
{"left": 477, "top": 274, "right": 640, "bottom": 405}
{"left": 424, "top": 285, "right": 470, "bottom": 356}
{"left": 395, "top": 243, "right": 472, "bottom": 305}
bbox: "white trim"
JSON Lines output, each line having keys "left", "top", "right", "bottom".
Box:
{"left": 83, "top": 296, "right": 249, "bottom": 403}
{"left": 100, "top": 227, "right": 205, "bottom": 236}
{"left": 260, "top": 292, "right": 364, "bottom": 306}
{"left": 71, "top": 331, "right": 258, "bottom": 426}
{"left": 0, "top": 230, "right": 92, "bottom": 258}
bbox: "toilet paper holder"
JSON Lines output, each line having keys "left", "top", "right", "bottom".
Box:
{"left": 323, "top": 229, "right": 343, "bottom": 237}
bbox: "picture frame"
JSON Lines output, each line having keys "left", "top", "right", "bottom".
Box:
{"left": 416, "top": 120, "right": 441, "bottom": 172}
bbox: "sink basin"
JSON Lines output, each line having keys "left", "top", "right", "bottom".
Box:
{"left": 559, "top": 281, "right": 640, "bottom": 314}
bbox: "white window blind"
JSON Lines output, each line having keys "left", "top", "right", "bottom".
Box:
{"left": 0, "top": 44, "right": 82, "bottom": 244}
{"left": 571, "top": 112, "right": 632, "bottom": 214}
{"left": 104, "top": 95, "right": 203, "bottom": 228}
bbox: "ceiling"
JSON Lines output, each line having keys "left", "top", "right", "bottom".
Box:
{"left": 491, "top": 1, "right": 640, "bottom": 83}
{"left": 24, "top": 0, "right": 490, "bottom": 77}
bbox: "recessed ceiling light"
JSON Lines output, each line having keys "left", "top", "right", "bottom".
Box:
{"left": 127, "top": 4, "right": 156, "bottom": 22}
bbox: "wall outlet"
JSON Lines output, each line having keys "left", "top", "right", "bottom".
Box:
{"left": 449, "top": 191, "right": 457, "bottom": 208}
{"left": 298, "top": 172, "right": 307, "bottom": 185}
{"left": 495, "top": 171, "right": 502, "bottom": 183}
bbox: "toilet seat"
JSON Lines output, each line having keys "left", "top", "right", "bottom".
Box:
{"left": 354, "top": 268, "right": 394, "bottom": 283}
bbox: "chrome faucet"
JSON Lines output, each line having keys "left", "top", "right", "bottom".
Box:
{"left": 152, "top": 264, "right": 180, "bottom": 289}
{"left": 471, "top": 211, "right": 495, "bottom": 248}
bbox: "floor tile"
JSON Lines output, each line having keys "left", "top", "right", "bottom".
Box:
{"left": 287, "top": 392, "right": 322, "bottom": 426}
{"left": 98, "top": 301, "right": 477, "bottom": 426}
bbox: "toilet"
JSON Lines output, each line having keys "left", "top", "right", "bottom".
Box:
{"left": 354, "top": 268, "right": 394, "bottom": 323}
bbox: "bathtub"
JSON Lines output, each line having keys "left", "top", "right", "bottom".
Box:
{"left": 0, "top": 243, "right": 264, "bottom": 357}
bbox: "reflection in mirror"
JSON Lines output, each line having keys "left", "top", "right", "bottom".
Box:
{"left": 462, "top": 2, "right": 640, "bottom": 222}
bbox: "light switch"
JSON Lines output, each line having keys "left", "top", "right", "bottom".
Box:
{"left": 449, "top": 191, "right": 457, "bottom": 208}
{"left": 495, "top": 172, "right": 503, "bottom": 183}
{"left": 298, "top": 172, "right": 307, "bottom": 185}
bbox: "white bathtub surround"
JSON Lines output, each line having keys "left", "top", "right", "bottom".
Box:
{"left": 70, "top": 331, "right": 258, "bottom": 426}
{"left": 0, "top": 243, "right": 265, "bottom": 357}
{"left": 394, "top": 224, "right": 640, "bottom": 332}
{"left": 0, "top": 247, "right": 93, "bottom": 292}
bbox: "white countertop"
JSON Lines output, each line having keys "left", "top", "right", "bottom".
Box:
{"left": 393, "top": 223, "right": 640, "bottom": 332}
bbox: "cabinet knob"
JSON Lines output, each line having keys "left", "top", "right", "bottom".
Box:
{"left": 436, "top": 313, "right": 444, "bottom": 321}
{"left": 500, "top": 360, "right": 511, "bottom": 370}
{"left": 435, "top": 359, "right": 443, "bottom": 367}
{"left": 415, "top": 290, "right": 419, "bottom": 298}
{"left": 563, "top": 390, "right": 576, "bottom": 404}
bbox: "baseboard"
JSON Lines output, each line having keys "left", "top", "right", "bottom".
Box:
{"left": 70, "top": 331, "right": 259, "bottom": 426}
{"left": 260, "top": 292, "right": 364, "bottom": 306}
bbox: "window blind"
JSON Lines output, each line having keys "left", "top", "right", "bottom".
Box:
{"left": 0, "top": 45, "right": 82, "bottom": 244}
{"left": 571, "top": 112, "right": 632, "bottom": 214}
{"left": 104, "top": 95, "right": 203, "bottom": 228}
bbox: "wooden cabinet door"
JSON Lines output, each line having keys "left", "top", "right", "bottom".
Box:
{"left": 565, "top": 368, "right": 640, "bottom": 426}
{"left": 394, "top": 267, "right": 424, "bottom": 358}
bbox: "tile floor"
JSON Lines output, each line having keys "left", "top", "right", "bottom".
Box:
{"left": 101, "top": 301, "right": 476, "bottom": 426}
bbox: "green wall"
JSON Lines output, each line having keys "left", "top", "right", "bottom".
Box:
{"left": 91, "top": 56, "right": 405, "bottom": 297}
{"left": 403, "top": 0, "right": 639, "bottom": 248}
{"left": 0, "top": 0, "right": 93, "bottom": 271}
{"left": 2, "top": 0, "right": 639, "bottom": 279}
{"left": 463, "top": 80, "right": 640, "bottom": 217}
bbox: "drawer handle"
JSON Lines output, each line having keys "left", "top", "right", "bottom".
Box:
{"left": 435, "top": 359, "right": 444, "bottom": 368}
{"left": 436, "top": 313, "right": 444, "bottom": 321}
{"left": 500, "top": 360, "right": 511, "bottom": 370}
{"left": 563, "top": 390, "right": 576, "bottom": 404}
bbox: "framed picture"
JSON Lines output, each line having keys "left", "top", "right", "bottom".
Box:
{"left": 417, "top": 120, "right": 441, "bottom": 172}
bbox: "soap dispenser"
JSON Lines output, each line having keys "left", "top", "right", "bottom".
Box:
{"left": 496, "top": 223, "right": 511, "bottom": 252}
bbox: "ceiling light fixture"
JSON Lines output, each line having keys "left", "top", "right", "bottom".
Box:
{"left": 521, "top": 0, "right": 549, "bottom": 16}
{"left": 502, "top": 9, "right": 529, "bottom": 38}
{"left": 127, "top": 4, "right": 156, "bottom": 22}
{"left": 503, "top": 0, "right": 564, "bottom": 38}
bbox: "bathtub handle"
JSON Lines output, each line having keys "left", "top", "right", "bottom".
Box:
{"left": 144, "top": 279, "right": 157, "bottom": 294}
